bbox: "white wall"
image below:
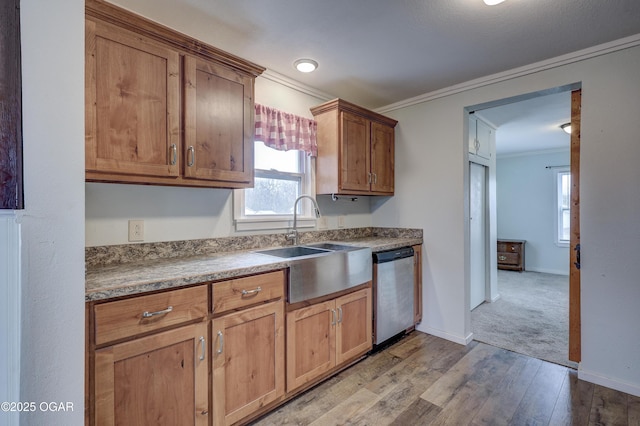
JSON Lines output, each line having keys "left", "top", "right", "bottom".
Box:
{"left": 19, "top": 0, "right": 86, "bottom": 424}
{"left": 85, "top": 76, "right": 373, "bottom": 247}
{"left": 373, "top": 43, "right": 640, "bottom": 396}
{"left": 497, "top": 150, "right": 570, "bottom": 275}
{"left": 0, "top": 213, "right": 20, "bottom": 426}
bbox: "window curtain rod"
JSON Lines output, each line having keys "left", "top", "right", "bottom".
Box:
{"left": 545, "top": 165, "right": 569, "bottom": 169}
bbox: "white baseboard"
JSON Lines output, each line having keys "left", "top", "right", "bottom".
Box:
{"left": 417, "top": 324, "right": 473, "bottom": 346}
{"left": 491, "top": 293, "right": 501, "bottom": 302}
{"left": 525, "top": 267, "right": 569, "bottom": 276}
{"left": 579, "top": 367, "right": 640, "bottom": 398}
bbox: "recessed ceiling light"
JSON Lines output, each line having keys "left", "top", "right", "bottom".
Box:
{"left": 294, "top": 59, "right": 318, "bottom": 73}
{"left": 483, "top": 0, "right": 505, "bottom": 5}
{"left": 561, "top": 123, "right": 572, "bottom": 134}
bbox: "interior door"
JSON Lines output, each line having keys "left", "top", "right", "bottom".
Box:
{"left": 470, "top": 162, "right": 487, "bottom": 310}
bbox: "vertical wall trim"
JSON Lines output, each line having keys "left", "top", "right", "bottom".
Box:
{"left": 0, "top": 212, "right": 21, "bottom": 426}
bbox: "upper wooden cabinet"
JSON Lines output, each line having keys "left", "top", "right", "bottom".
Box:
{"left": 311, "top": 99, "right": 398, "bottom": 196}
{"left": 183, "top": 56, "right": 253, "bottom": 185}
{"left": 85, "top": 18, "right": 181, "bottom": 179}
{"left": 85, "top": 0, "right": 264, "bottom": 188}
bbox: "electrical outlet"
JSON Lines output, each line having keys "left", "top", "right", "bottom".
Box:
{"left": 128, "top": 220, "right": 144, "bottom": 242}
{"left": 317, "top": 216, "right": 328, "bottom": 230}
{"left": 338, "top": 215, "right": 346, "bottom": 228}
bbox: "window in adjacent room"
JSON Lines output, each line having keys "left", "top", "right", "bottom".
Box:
{"left": 234, "top": 104, "right": 317, "bottom": 231}
{"left": 555, "top": 168, "right": 571, "bottom": 247}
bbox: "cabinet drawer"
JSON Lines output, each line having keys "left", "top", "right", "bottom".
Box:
{"left": 497, "top": 252, "right": 520, "bottom": 265}
{"left": 213, "top": 270, "right": 285, "bottom": 314}
{"left": 497, "top": 242, "right": 521, "bottom": 253}
{"left": 94, "top": 286, "right": 208, "bottom": 346}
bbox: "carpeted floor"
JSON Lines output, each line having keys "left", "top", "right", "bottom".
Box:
{"left": 471, "top": 270, "right": 578, "bottom": 368}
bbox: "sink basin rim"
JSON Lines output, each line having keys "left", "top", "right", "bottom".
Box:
{"left": 255, "top": 246, "right": 332, "bottom": 259}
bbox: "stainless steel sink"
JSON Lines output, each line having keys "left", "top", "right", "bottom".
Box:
{"left": 255, "top": 243, "right": 372, "bottom": 303}
{"left": 255, "top": 246, "right": 330, "bottom": 258}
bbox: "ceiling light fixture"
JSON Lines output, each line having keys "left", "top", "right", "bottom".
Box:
{"left": 483, "top": 0, "right": 505, "bottom": 5}
{"left": 294, "top": 59, "right": 318, "bottom": 73}
{"left": 561, "top": 123, "right": 572, "bottom": 134}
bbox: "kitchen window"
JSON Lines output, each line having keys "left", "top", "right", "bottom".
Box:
{"left": 234, "top": 104, "right": 317, "bottom": 231}
{"left": 555, "top": 168, "right": 571, "bottom": 247}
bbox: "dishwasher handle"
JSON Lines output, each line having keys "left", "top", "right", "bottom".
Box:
{"left": 373, "top": 246, "right": 415, "bottom": 264}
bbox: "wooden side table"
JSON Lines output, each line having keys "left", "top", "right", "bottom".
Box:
{"left": 497, "top": 239, "right": 525, "bottom": 272}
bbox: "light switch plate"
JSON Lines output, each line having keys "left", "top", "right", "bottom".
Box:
{"left": 317, "top": 216, "right": 328, "bottom": 229}
{"left": 128, "top": 220, "right": 144, "bottom": 242}
{"left": 338, "top": 215, "right": 346, "bottom": 228}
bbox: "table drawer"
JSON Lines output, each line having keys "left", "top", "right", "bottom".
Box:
{"left": 213, "top": 270, "right": 285, "bottom": 314}
{"left": 498, "top": 252, "right": 520, "bottom": 265}
{"left": 94, "top": 285, "right": 208, "bottom": 346}
{"left": 497, "top": 242, "right": 521, "bottom": 253}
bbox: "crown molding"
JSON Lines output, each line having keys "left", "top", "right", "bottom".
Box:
{"left": 497, "top": 147, "right": 570, "bottom": 160}
{"left": 259, "top": 69, "right": 335, "bottom": 102}
{"left": 375, "top": 33, "right": 640, "bottom": 114}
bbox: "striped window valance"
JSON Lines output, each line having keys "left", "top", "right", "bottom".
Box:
{"left": 254, "top": 103, "right": 317, "bottom": 156}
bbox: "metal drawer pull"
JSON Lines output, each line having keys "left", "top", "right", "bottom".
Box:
{"left": 337, "top": 307, "right": 343, "bottom": 323}
{"left": 241, "top": 286, "right": 262, "bottom": 296}
{"left": 498, "top": 255, "right": 507, "bottom": 261}
{"left": 187, "top": 146, "right": 195, "bottom": 167}
{"left": 142, "top": 306, "right": 173, "bottom": 318}
{"left": 199, "top": 336, "right": 206, "bottom": 361}
{"left": 331, "top": 309, "right": 337, "bottom": 325}
{"left": 373, "top": 173, "right": 378, "bottom": 184}
{"left": 216, "top": 331, "right": 224, "bottom": 355}
{"left": 170, "top": 143, "right": 177, "bottom": 165}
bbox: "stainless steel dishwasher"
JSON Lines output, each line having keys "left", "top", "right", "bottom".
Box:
{"left": 373, "top": 246, "right": 415, "bottom": 346}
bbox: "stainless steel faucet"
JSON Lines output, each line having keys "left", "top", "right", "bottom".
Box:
{"left": 286, "top": 195, "right": 321, "bottom": 245}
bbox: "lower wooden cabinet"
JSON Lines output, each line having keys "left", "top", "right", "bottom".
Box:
{"left": 212, "top": 300, "right": 285, "bottom": 425}
{"left": 94, "top": 322, "right": 209, "bottom": 425}
{"left": 286, "top": 287, "right": 372, "bottom": 392}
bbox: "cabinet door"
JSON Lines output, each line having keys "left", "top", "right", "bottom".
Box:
{"left": 85, "top": 19, "right": 180, "bottom": 178}
{"left": 475, "top": 118, "right": 493, "bottom": 160}
{"left": 370, "top": 121, "right": 394, "bottom": 194}
{"left": 335, "top": 288, "right": 372, "bottom": 365}
{"left": 94, "top": 322, "right": 208, "bottom": 426}
{"left": 468, "top": 115, "right": 478, "bottom": 155}
{"left": 339, "top": 112, "right": 371, "bottom": 192}
{"left": 212, "top": 301, "right": 285, "bottom": 425}
{"left": 286, "top": 300, "right": 336, "bottom": 392}
{"left": 184, "top": 56, "right": 254, "bottom": 186}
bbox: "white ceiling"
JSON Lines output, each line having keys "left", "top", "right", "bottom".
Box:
{"left": 115, "top": 0, "right": 639, "bottom": 155}
{"left": 125, "top": 0, "right": 640, "bottom": 109}
{"left": 476, "top": 91, "right": 572, "bottom": 156}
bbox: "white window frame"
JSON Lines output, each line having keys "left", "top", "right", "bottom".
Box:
{"left": 554, "top": 168, "right": 571, "bottom": 247}
{"left": 233, "top": 145, "right": 316, "bottom": 232}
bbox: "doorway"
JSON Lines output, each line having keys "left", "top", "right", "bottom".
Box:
{"left": 469, "top": 162, "right": 487, "bottom": 310}
{"left": 467, "top": 85, "right": 581, "bottom": 366}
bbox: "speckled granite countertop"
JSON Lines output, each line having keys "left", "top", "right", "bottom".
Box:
{"left": 86, "top": 228, "right": 422, "bottom": 302}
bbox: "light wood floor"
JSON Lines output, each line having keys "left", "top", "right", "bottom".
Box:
{"left": 252, "top": 332, "right": 640, "bottom": 426}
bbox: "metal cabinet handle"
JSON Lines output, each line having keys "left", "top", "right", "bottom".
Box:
{"left": 199, "top": 336, "right": 206, "bottom": 361}
{"left": 368, "top": 173, "right": 372, "bottom": 184}
{"left": 187, "top": 146, "right": 195, "bottom": 167}
{"left": 216, "top": 331, "right": 224, "bottom": 355}
{"left": 170, "top": 144, "right": 177, "bottom": 165}
{"left": 337, "top": 307, "right": 343, "bottom": 323}
{"left": 498, "top": 255, "right": 507, "bottom": 261}
{"left": 373, "top": 173, "right": 378, "bottom": 184}
{"left": 142, "top": 306, "right": 173, "bottom": 319}
{"left": 241, "top": 287, "right": 262, "bottom": 296}
{"left": 331, "top": 309, "right": 337, "bottom": 325}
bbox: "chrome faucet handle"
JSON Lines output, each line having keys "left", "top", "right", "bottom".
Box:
{"left": 285, "top": 229, "right": 298, "bottom": 244}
